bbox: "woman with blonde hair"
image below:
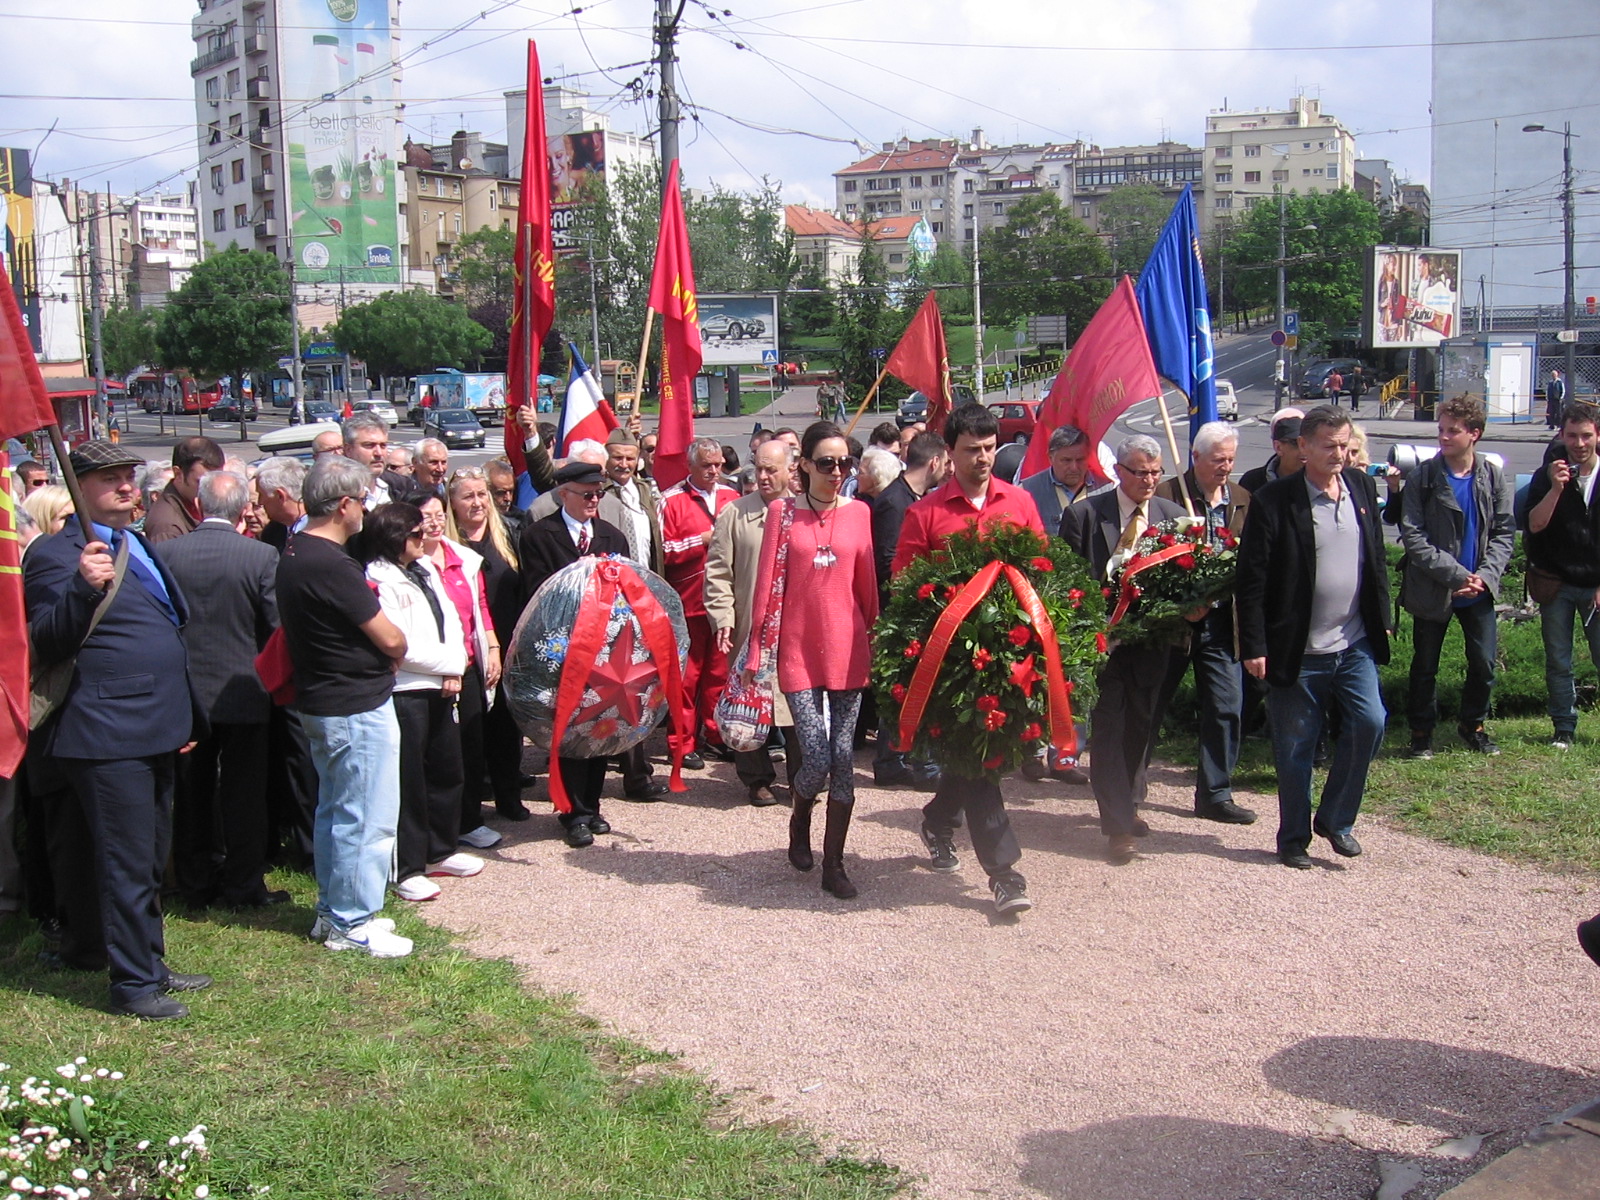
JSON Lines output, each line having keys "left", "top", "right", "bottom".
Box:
{"left": 22, "top": 484, "right": 72, "bottom": 536}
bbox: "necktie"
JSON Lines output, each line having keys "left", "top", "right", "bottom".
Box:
{"left": 109, "top": 531, "right": 179, "bottom": 625}
{"left": 577, "top": 527, "right": 590, "bottom": 555}
{"left": 1117, "top": 503, "right": 1146, "bottom": 552}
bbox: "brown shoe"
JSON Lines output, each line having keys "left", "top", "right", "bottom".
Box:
{"left": 1107, "top": 834, "right": 1138, "bottom": 865}
{"left": 748, "top": 786, "right": 780, "bottom": 807}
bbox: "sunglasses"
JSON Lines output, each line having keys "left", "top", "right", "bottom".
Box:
{"left": 406, "top": 528, "right": 425, "bottom": 540}
{"left": 570, "top": 489, "right": 604, "bottom": 501}
{"left": 810, "top": 455, "right": 857, "bottom": 473}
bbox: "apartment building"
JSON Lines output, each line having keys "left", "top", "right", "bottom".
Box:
{"left": 1201, "top": 96, "right": 1357, "bottom": 233}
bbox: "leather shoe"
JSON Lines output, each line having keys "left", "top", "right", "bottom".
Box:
{"left": 680, "top": 751, "right": 706, "bottom": 771}
{"left": 1280, "top": 851, "right": 1314, "bottom": 869}
{"left": 161, "top": 971, "right": 213, "bottom": 993}
{"left": 1130, "top": 817, "right": 1150, "bottom": 837}
{"left": 496, "top": 802, "right": 532, "bottom": 822}
{"left": 114, "top": 992, "right": 189, "bottom": 1020}
{"left": 1107, "top": 834, "right": 1138, "bottom": 864}
{"left": 873, "top": 766, "right": 916, "bottom": 786}
{"left": 1578, "top": 916, "right": 1600, "bottom": 968}
{"left": 623, "top": 781, "right": 669, "bottom": 801}
{"left": 587, "top": 816, "right": 611, "bottom": 835}
{"left": 1050, "top": 765, "right": 1090, "bottom": 785}
{"left": 1319, "top": 829, "right": 1362, "bottom": 858}
{"left": 1019, "top": 758, "right": 1049, "bottom": 781}
{"left": 518, "top": 773, "right": 539, "bottom": 789}
{"left": 748, "top": 786, "right": 780, "bottom": 807}
{"left": 697, "top": 741, "right": 735, "bottom": 763}
{"left": 1195, "top": 800, "right": 1258, "bottom": 825}
{"left": 564, "top": 820, "right": 594, "bottom": 848}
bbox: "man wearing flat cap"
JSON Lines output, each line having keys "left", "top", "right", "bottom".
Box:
{"left": 518, "top": 461, "right": 631, "bottom": 847}
{"left": 24, "top": 441, "right": 212, "bottom": 1019}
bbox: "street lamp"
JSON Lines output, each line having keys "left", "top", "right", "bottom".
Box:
{"left": 1523, "top": 122, "right": 1580, "bottom": 398}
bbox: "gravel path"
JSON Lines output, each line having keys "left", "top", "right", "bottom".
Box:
{"left": 424, "top": 753, "right": 1600, "bottom": 1200}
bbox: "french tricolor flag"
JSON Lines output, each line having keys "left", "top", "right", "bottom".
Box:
{"left": 557, "top": 344, "right": 619, "bottom": 455}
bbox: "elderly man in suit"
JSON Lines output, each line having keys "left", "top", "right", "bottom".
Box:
{"left": 1019, "top": 423, "right": 1094, "bottom": 532}
{"left": 156, "top": 470, "right": 284, "bottom": 907}
{"left": 519, "top": 461, "right": 632, "bottom": 847}
{"left": 1154, "top": 420, "right": 1257, "bottom": 825}
{"left": 1237, "top": 405, "right": 1391, "bottom": 868}
{"left": 25, "top": 441, "right": 212, "bottom": 1019}
{"left": 705, "top": 438, "right": 801, "bottom": 807}
{"left": 1061, "top": 434, "right": 1188, "bottom": 864}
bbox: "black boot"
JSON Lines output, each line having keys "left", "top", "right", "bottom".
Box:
{"left": 788, "top": 796, "right": 817, "bottom": 872}
{"left": 820, "top": 799, "right": 857, "bottom": 899}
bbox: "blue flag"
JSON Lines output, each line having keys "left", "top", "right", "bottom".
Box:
{"left": 1134, "top": 184, "right": 1216, "bottom": 436}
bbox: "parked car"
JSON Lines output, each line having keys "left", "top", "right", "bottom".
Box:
{"left": 1214, "top": 378, "right": 1238, "bottom": 421}
{"left": 1298, "top": 358, "right": 1365, "bottom": 400}
{"left": 702, "top": 314, "right": 765, "bottom": 341}
{"left": 423, "top": 407, "right": 487, "bottom": 449}
{"left": 294, "top": 399, "right": 342, "bottom": 426}
{"left": 209, "top": 397, "right": 259, "bottom": 422}
{"left": 988, "top": 399, "right": 1042, "bottom": 444}
{"left": 352, "top": 397, "right": 400, "bottom": 426}
{"left": 895, "top": 385, "right": 978, "bottom": 429}
{"left": 256, "top": 425, "right": 325, "bottom": 460}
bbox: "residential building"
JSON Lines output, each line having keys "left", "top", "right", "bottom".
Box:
{"left": 1399, "top": 183, "right": 1431, "bottom": 225}
{"left": 1201, "top": 96, "right": 1358, "bottom": 233}
{"left": 1355, "top": 159, "right": 1402, "bottom": 214}
{"left": 63, "top": 185, "right": 203, "bottom": 309}
{"left": 834, "top": 138, "right": 960, "bottom": 240}
{"left": 1069, "top": 142, "right": 1205, "bottom": 231}
{"left": 867, "top": 214, "right": 936, "bottom": 280}
{"left": 402, "top": 132, "right": 520, "bottom": 294}
{"left": 785, "top": 205, "right": 863, "bottom": 284}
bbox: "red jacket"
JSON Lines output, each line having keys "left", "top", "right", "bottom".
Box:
{"left": 660, "top": 480, "right": 738, "bottom": 618}
{"left": 891, "top": 475, "right": 1044, "bottom": 574}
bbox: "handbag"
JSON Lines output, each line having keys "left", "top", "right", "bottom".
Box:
{"left": 1526, "top": 564, "right": 1563, "bottom": 607}
{"left": 714, "top": 498, "right": 794, "bottom": 753}
{"left": 29, "top": 535, "right": 131, "bottom": 730}
{"left": 254, "top": 625, "right": 298, "bottom": 706}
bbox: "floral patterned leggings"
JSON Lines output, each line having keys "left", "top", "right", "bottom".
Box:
{"left": 785, "top": 688, "right": 863, "bottom": 807}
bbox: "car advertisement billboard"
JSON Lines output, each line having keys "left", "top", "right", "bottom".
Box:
{"left": 698, "top": 293, "right": 779, "bottom": 367}
{"left": 281, "top": 0, "right": 399, "bottom": 285}
{"left": 1367, "top": 246, "right": 1462, "bottom": 349}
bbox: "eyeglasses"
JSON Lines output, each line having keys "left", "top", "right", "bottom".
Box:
{"left": 406, "top": 528, "right": 425, "bottom": 540}
{"left": 420, "top": 512, "right": 447, "bottom": 526}
{"left": 810, "top": 455, "right": 858, "bottom": 474}
{"left": 1117, "top": 465, "right": 1163, "bottom": 480}
{"left": 570, "top": 489, "right": 604, "bottom": 501}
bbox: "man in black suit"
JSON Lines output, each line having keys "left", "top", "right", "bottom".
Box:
{"left": 1236, "top": 405, "right": 1391, "bottom": 869}
{"left": 25, "top": 441, "right": 212, "bottom": 1019}
{"left": 156, "top": 470, "right": 283, "bottom": 907}
{"left": 519, "top": 461, "right": 632, "bottom": 847}
{"left": 1060, "top": 434, "right": 1187, "bottom": 864}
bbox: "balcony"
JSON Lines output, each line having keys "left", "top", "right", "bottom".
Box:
{"left": 190, "top": 42, "right": 237, "bottom": 75}
{"left": 244, "top": 33, "right": 267, "bottom": 56}
{"left": 248, "top": 126, "right": 270, "bottom": 148}
{"left": 247, "top": 77, "right": 269, "bottom": 99}
{"left": 255, "top": 219, "right": 279, "bottom": 239}
{"left": 251, "top": 172, "right": 276, "bottom": 194}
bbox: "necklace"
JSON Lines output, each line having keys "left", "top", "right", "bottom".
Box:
{"left": 805, "top": 489, "right": 839, "bottom": 568}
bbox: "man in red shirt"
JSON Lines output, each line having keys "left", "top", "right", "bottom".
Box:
{"left": 660, "top": 436, "right": 740, "bottom": 767}
{"left": 891, "top": 404, "right": 1045, "bottom": 916}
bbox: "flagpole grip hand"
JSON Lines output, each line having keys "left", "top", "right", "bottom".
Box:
{"left": 79, "top": 542, "right": 116, "bottom": 590}
{"left": 514, "top": 406, "right": 538, "bottom": 438}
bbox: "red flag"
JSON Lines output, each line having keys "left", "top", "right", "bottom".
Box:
{"left": 886, "top": 291, "right": 952, "bottom": 432}
{"left": 646, "top": 160, "right": 702, "bottom": 490}
{"left": 0, "top": 456, "right": 27, "bottom": 778}
{"left": 1020, "top": 277, "right": 1162, "bottom": 483}
{"left": 0, "top": 259, "right": 57, "bottom": 442}
{"left": 504, "top": 40, "right": 557, "bottom": 478}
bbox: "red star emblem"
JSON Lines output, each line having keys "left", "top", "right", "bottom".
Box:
{"left": 1008, "top": 653, "right": 1042, "bottom": 699}
{"left": 578, "top": 612, "right": 657, "bottom": 732}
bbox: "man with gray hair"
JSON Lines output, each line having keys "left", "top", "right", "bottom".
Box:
{"left": 660, "top": 436, "right": 740, "bottom": 766}
{"left": 1155, "top": 421, "right": 1256, "bottom": 824}
{"left": 1061, "top": 434, "right": 1187, "bottom": 864}
{"left": 411, "top": 438, "right": 449, "bottom": 497}
{"left": 341, "top": 412, "right": 391, "bottom": 508}
{"left": 1019, "top": 424, "right": 1095, "bottom": 531}
{"left": 255, "top": 456, "right": 308, "bottom": 552}
{"left": 156, "top": 471, "right": 285, "bottom": 908}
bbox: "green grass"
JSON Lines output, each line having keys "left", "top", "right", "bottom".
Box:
{"left": 0, "top": 880, "right": 904, "bottom": 1199}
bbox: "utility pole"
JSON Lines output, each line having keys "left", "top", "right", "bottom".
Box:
{"left": 1561, "top": 122, "right": 1578, "bottom": 394}
{"left": 971, "top": 234, "right": 984, "bottom": 399}
{"left": 655, "top": 0, "right": 683, "bottom": 183}
{"left": 86, "top": 193, "right": 108, "bottom": 438}
{"left": 282, "top": 222, "right": 304, "bottom": 424}
{"left": 585, "top": 238, "right": 604, "bottom": 366}
{"left": 1274, "top": 187, "right": 1287, "bottom": 406}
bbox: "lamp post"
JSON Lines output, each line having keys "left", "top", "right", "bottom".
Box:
{"left": 1275, "top": 188, "right": 1287, "bottom": 405}
{"left": 1523, "top": 122, "right": 1580, "bottom": 397}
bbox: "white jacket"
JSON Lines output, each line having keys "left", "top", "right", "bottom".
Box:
{"left": 366, "top": 557, "right": 467, "bottom": 692}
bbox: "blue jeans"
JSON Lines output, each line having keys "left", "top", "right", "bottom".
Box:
{"left": 1267, "top": 639, "right": 1386, "bottom": 855}
{"left": 1407, "top": 596, "right": 1498, "bottom": 734}
{"left": 301, "top": 701, "right": 401, "bottom": 934}
{"left": 1540, "top": 583, "right": 1600, "bottom": 736}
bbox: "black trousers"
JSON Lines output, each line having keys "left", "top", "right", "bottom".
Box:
{"left": 266, "top": 705, "right": 318, "bottom": 870}
{"left": 734, "top": 724, "right": 800, "bottom": 791}
{"left": 456, "top": 659, "right": 489, "bottom": 832}
{"left": 1090, "top": 642, "right": 1180, "bottom": 837}
{"left": 923, "top": 773, "right": 1020, "bottom": 880}
{"left": 57, "top": 754, "right": 175, "bottom": 1008}
{"left": 557, "top": 756, "right": 608, "bottom": 825}
{"left": 173, "top": 721, "right": 271, "bottom": 905}
{"left": 393, "top": 691, "right": 465, "bottom": 880}
{"left": 484, "top": 680, "right": 527, "bottom": 807}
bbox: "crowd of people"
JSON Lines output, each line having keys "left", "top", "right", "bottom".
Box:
{"left": 8, "top": 387, "right": 1600, "bottom": 1020}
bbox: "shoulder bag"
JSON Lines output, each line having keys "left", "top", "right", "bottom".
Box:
{"left": 715, "top": 498, "right": 794, "bottom": 753}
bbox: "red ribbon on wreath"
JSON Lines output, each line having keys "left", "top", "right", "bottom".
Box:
{"left": 896, "top": 560, "right": 1078, "bottom": 760}
{"left": 547, "top": 557, "right": 691, "bottom": 814}
{"left": 1107, "top": 542, "right": 1205, "bottom": 628}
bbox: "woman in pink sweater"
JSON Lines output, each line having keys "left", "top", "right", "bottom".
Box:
{"left": 748, "top": 421, "right": 879, "bottom": 898}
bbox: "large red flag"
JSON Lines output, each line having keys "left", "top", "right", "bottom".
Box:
{"left": 0, "top": 259, "right": 57, "bottom": 442}
{"left": 504, "top": 39, "right": 557, "bottom": 478}
{"left": 646, "top": 160, "right": 702, "bottom": 491}
{"left": 0, "top": 456, "right": 27, "bottom": 778}
{"left": 1020, "top": 276, "right": 1162, "bottom": 483}
{"left": 886, "top": 290, "right": 952, "bottom": 432}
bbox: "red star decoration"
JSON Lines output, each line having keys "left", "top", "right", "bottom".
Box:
{"left": 1008, "top": 654, "right": 1042, "bottom": 699}
{"left": 579, "top": 614, "right": 657, "bottom": 731}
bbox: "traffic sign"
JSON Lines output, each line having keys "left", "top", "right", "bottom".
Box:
{"left": 1284, "top": 311, "right": 1300, "bottom": 337}
{"left": 1285, "top": 335, "right": 1299, "bottom": 350}
{"left": 761, "top": 349, "right": 779, "bottom": 364}
{"left": 1270, "top": 330, "right": 1287, "bottom": 347}
{"left": 869, "top": 348, "right": 887, "bottom": 359}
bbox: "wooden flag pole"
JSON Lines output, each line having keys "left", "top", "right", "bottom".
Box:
{"left": 43, "top": 425, "right": 91, "bottom": 531}
{"left": 1153, "top": 389, "right": 1197, "bottom": 520}
{"left": 843, "top": 364, "right": 892, "bottom": 437}
{"left": 628, "top": 307, "right": 656, "bottom": 428}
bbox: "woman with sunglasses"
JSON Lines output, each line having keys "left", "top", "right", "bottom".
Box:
{"left": 363, "top": 502, "right": 483, "bottom": 902}
{"left": 446, "top": 468, "right": 531, "bottom": 824}
{"left": 747, "top": 421, "right": 879, "bottom": 899}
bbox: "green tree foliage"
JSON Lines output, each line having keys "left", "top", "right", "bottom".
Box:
{"left": 327, "top": 288, "right": 492, "bottom": 385}
{"left": 913, "top": 242, "right": 972, "bottom": 320}
{"left": 1225, "top": 188, "right": 1384, "bottom": 346}
{"left": 452, "top": 226, "right": 516, "bottom": 368}
{"left": 833, "top": 240, "right": 908, "bottom": 399}
{"left": 98, "top": 303, "right": 159, "bottom": 378}
{"left": 1382, "top": 204, "right": 1430, "bottom": 248}
{"left": 157, "top": 247, "right": 291, "bottom": 393}
{"left": 787, "top": 264, "right": 835, "bottom": 340}
{"left": 977, "top": 194, "right": 1112, "bottom": 336}
{"left": 1094, "top": 183, "right": 1172, "bottom": 276}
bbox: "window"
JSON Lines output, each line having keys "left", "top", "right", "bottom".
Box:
{"left": 1244, "top": 171, "right": 1261, "bottom": 183}
{"left": 909, "top": 199, "right": 922, "bottom": 211}
{"left": 452, "top": 213, "right": 461, "bottom": 234}
{"left": 1214, "top": 196, "right": 1233, "bottom": 209}
{"left": 843, "top": 180, "right": 856, "bottom": 193}
{"left": 210, "top": 165, "right": 224, "bottom": 190}
{"left": 888, "top": 252, "right": 903, "bottom": 264}
{"left": 452, "top": 181, "right": 461, "bottom": 197}
{"left": 234, "top": 204, "right": 249, "bottom": 228}
{"left": 844, "top": 203, "right": 856, "bottom": 214}
{"left": 1215, "top": 172, "right": 1232, "bottom": 184}
{"left": 488, "top": 189, "right": 497, "bottom": 208}
{"left": 1244, "top": 144, "right": 1261, "bottom": 157}
{"left": 963, "top": 179, "right": 974, "bottom": 193}
{"left": 1272, "top": 169, "right": 1288, "bottom": 182}
{"left": 962, "top": 203, "right": 973, "bottom": 217}
{"left": 1326, "top": 163, "right": 1339, "bottom": 176}
{"left": 930, "top": 221, "right": 942, "bottom": 233}
{"left": 908, "top": 175, "right": 921, "bottom": 187}
{"left": 1081, "top": 203, "right": 1092, "bottom": 218}
{"left": 208, "top": 120, "right": 221, "bottom": 145}
{"left": 212, "top": 208, "right": 226, "bottom": 232}
{"left": 259, "top": 152, "right": 272, "bottom": 174}
{"left": 963, "top": 227, "right": 973, "bottom": 240}
{"left": 1303, "top": 168, "right": 1312, "bottom": 176}
{"left": 1311, "top": 167, "right": 1324, "bottom": 176}
{"left": 257, "top": 108, "right": 270, "bottom": 128}
{"left": 1302, "top": 142, "right": 1311, "bottom": 149}
{"left": 231, "top": 159, "right": 245, "bottom": 183}
{"left": 225, "top": 68, "right": 240, "bottom": 95}
{"left": 992, "top": 201, "right": 1004, "bottom": 215}
{"left": 866, "top": 178, "right": 882, "bottom": 191}
{"left": 205, "top": 76, "right": 220, "bottom": 101}
{"left": 1243, "top": 196, "right": 1261, "bottom": 209}
{"left": 930, "top": 198, "right": 943, "bottom": 210}
{"left": 1214, "top": 145, "right": 1231, "bottom": 158}
{"left": 262, "top": 198, "right": 275, "bottom": 220}
{"left": 227, "top": 113, "right": 241, "bottom": 138}
{"left": 930, "top": 174, "right": 944, "bottom": 186}
{"left": 421, "top": 209, "right": 429, "bottom": 224}
{"left": 501, "top": 218, "right": 510, "bottom": 230}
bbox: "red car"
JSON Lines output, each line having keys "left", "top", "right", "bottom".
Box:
{"left": 988, "top": 400, "right": 1042, "bottom": 445}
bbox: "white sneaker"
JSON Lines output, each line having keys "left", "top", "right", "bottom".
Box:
{"left": 459, "top": 825, "right": 503, "bottom": 849}
{"left": 324, "top": 921, "right": 413, "bottom": 958}
{"left": 309, "top": 915, "right": 395, "bottom": 942}
{"left": 394, "top": 875, "right": 442, "bottom": 902}
{"left": 425, "top": 852, "right": 484, "bottom": 878}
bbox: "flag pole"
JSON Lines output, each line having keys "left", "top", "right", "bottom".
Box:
{"left": 1153, "top": 389, "right": 1197, "bottom": 520}
{"left": 843, "top": 364, "right": 892, "bottom": 436}
{"left": 630, "top": 307, "right": 656, "bottom": 425}
{"left": 43, "top": 425, "right": 91, "bottom": 530}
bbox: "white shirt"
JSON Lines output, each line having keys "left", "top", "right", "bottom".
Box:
{"left": 612, "top": 478, "right": 651, "bottom": 562}
{"left": 561, "top": 508, "right": 594, "bottom": 550}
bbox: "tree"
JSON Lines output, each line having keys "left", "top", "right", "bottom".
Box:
{"left": 913, "top": 242, "right": 972, "bottom": 320}
{"left": 978, "top": 193, "right": 1112, "bottom": 336}
{"left": 786, "top": 264, "right": 835, "bottom": 340}
{"left": 452, "top": 226, "right": 516, "bottom": 369}
{"left": 1095, "top": 183, "right": 1173, "bottom": 277}
{"left": 833, "top": 240, "right": 908, "bottom": 399}
{"left": 157, "top": 247, "right": 291, "bottom": 396}
{"left": 98, "top": 303, "right": 160, "bottom": 378}
{"left": 328, "top": 289, "right": 492, "bottom": 389}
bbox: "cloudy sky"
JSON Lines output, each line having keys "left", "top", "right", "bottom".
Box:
{"left": 2, "top": 0, "right": 1434, "bottom": 204}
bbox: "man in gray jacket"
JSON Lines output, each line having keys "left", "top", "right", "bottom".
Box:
{"left": 1399, "top": 395, "right": 1516, "bottom": 757}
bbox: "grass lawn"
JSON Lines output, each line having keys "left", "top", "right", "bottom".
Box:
{"left": 0, "top": 884, "right": 903, "bottom": 1199}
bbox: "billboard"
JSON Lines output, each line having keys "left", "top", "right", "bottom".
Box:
{"left": 698, "top": 294, "right": 780, "bottom": 367}
{"left": 549, "top": 130, "right": 605, "bottom": 257}
{"left": 0, "top": 148, "right": 39, "bottom": 355}
{"left": 281, "top": 0, "right": 399, "bottom": 285}
{"left": 1367, "top": 246, "right": 1462, "bottom": 349}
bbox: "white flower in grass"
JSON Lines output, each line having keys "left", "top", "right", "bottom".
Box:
{"left": 194, "top": 1187, "right": 210, "bottom": 1198}
{"left": 135, "top": 1141, "right": 149, "bottom": 1151}
{"left": 108, "top": 1073, "right": 122, "bottom": 1082}
{"left": 78, "top": 1099, "right": 91, "bottom": 1109}
{"left": 68, "top": 1172, "right": 85, "bottom": 1183}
